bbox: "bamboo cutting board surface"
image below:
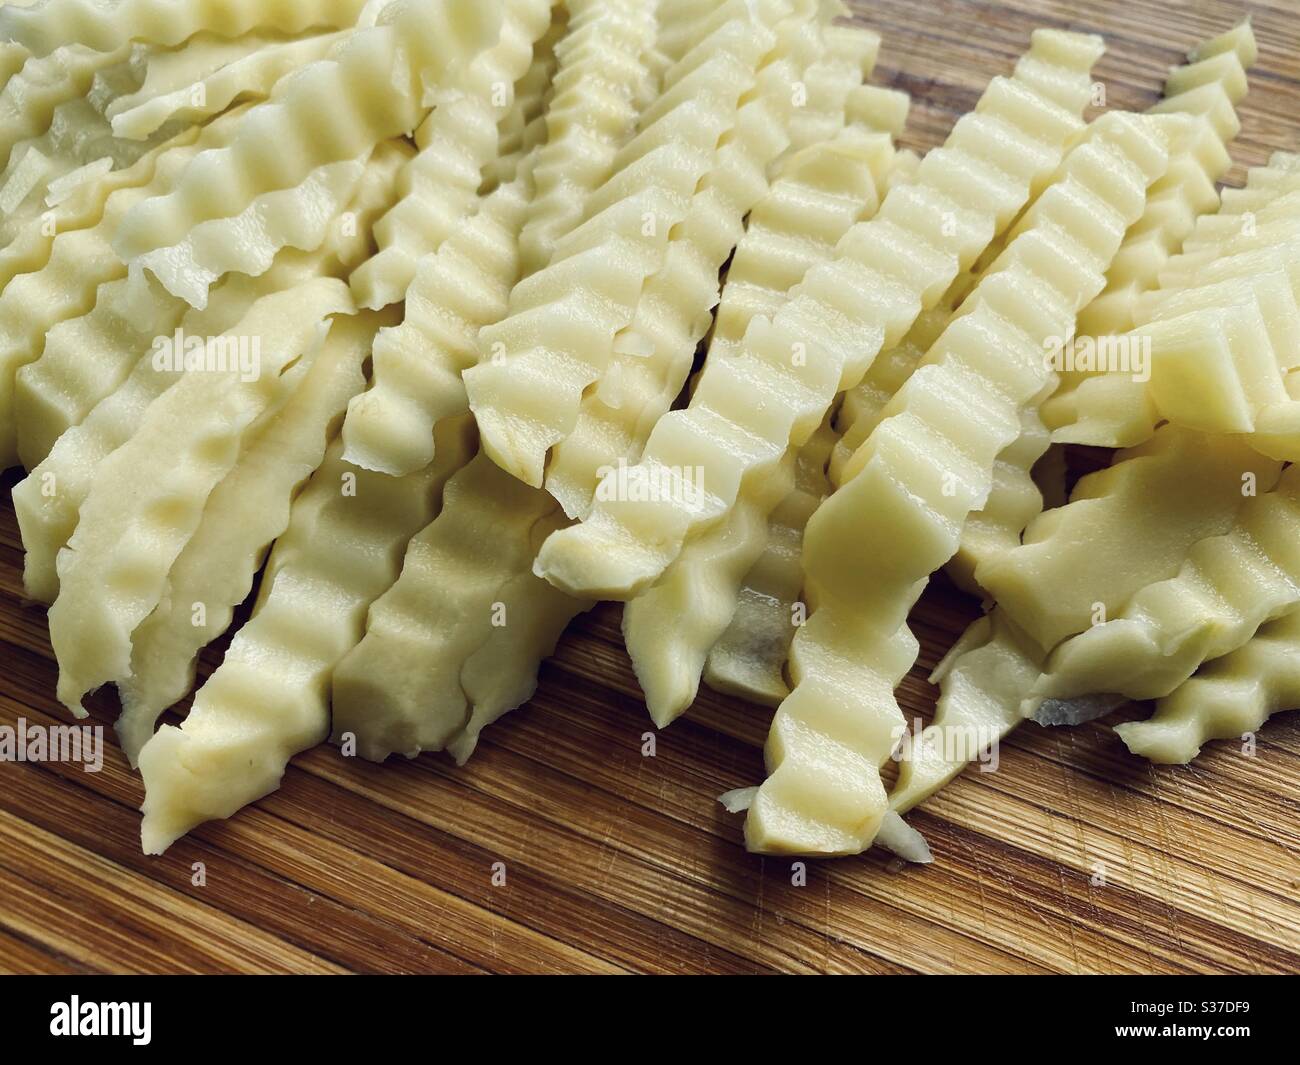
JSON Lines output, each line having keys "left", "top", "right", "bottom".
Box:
{"left": 2, "top": 0, "right": 1300, "bottom": 976}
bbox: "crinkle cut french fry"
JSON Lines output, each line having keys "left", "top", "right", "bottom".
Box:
{"left": 447, "top": 508, "right": 592, "bottom": 764}
{"left": 0, "top": 104, "right": 247, "bottom": 470}
{"left": 942, "top": 25, "right": 1256, "bottom": 607}
{"left": 453, "top": 7, "right": 871, "bottom": 740}
{"left": 1056, "top": 27, "right": 1252, "bottom": 350}
{"left": 746, "top": 112, "right": 1173, "bottom": 856}
{"left": 626, "top": 445, "right": 798, "bottom": 727}
{"left": 620, "top": 96, "right": 896, "bottom": 723}
{"left": 702, "top": 418, "right": 837, "bottom": 707}
{"left": 116, "top": 309, "right": 396, "bottom": 764}
{"left": 347, "top": 0, "right": 556, "bottom": 310}
{"left": 1048, "top": 247, "right": 1300, "bottom": 450}
{"left": 654, "top": 0, "right": 729, "bottom": 64}
{"left": 1027, "top": 462, "right": 1300, "bottom": 710}
{"left": 1117, "top": 608, "right": 1300, "bottom": 765}
{"left": 0, "top": 42, "right": 30, "bottom": 97}
{"left": 14, "top": 258, "right": 324, "bottom": 605}
{"left": 888, "top": 612, "right": 1038, "bottom": 816}
{"left": 0, "top": 114, "right": 203, "bottom": 301}
{"left": 0, "top": 41, "right": 127, "bottom": 172}
{"left": 110, "top": 0, "right": 503, "bottom": 268}
{"left": 11, "top": 141, "right": 405, "bottom": 611}
{"left": 12, "top": 140, "right": 409, "bottom": 605}
{"left": 24, "top": 137, "right": 408, "bottom": 470}
{"left": 106, "top": 31, "right": 298, "bottom": 123}
{"left": 513, "top": 0, "right": 659, "bottom": 279}
{"left": 0, "top": 45, "right": 144, "bottom": 224}
{"left": 47, "top": 276, "right": 352, "bottom": 715}
{"left": 342, "top": 173, "right": 532, "bottom": 475}
{"left": 713, "top": 130, "right": 889, "bottom": 361}
{"left": 137, "top": 417, "right": 476, "bottom": 855}
{"left": 543, "top": 0, "right": 823, "bottom": 520}
{"left": 943, "top": 405, "right": 1052, "bottom": 597}
{"left": 828, "top": 286, "right": 973, "bottom": 489}
{"left": 466, "top": 0, "right": 789, "bottom": 488}
{"left": 129, "top": 2, "right": 539, "bottom": 310}
{"left": 482, "top": 4, "right": 566, "bottom": 193}
{"left": 0, "top": 0, "right": 371, "bottom": 58}
{"left": 1051, "top": 263, "right": 1300, "bottom": 451}
{"left": 15, "top": 269, "right": 187, "bottom": 472}
{"left": 331, "top": 453, "right": 563, "bottom": 761}
{"left": 109, "top": 30, "right": 349, "bottom": 141}
{"left": 632, "top": 104, "right": 904, "bottom": 719}
{"left": 843, "top": 82, "right": 910, "bottom": 139}
{"left": 535, "top": 29, "right": 1106, "bottom": 601}
{"left": 783, "top": 21, "right": 878, "bottom": 155}
{"left": 128, "top": 149, "right": 374, "bottom": 309}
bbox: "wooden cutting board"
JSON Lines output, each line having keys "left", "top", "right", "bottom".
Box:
{"left": 2, "top": 0, "right": 1299, "bottom": 976}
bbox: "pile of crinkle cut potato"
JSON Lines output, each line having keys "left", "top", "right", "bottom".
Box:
{"left": 0, "top": 0, "right": 1295, "bottom": 864}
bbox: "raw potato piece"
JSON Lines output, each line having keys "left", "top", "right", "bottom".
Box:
{"left": 888, "top": 612, "right": 1037, "bottom": 816}
{"left": 14, "top": 137, "right": 412, "bottom": 471}
{"left": 47, "top": 276, "right": 353, "bottom": 715}
{"left": 0, "top": 113, "right": 204, "bottom": 293}
{"left": 1051, "top": 248, "right": 1300, "bottom": 450}
{"left": 13, "top": 256, "right": 331, "bottom": 604}
{"left": 655, "top": 0, "right": 729, "bottom": 65}
{"left": 349, "top": 2, "right": 829, "bottom": 756}
{"left": 466, "top": 0, "right": 790, "bottom": 488}
{"left": 703, "top": 419, "right": 837, "bottom": 707}
{"left": 447, "top": 3, "right": 860, "bottom": 743}
{"left": 482, "top": 6, "right": 566, "bottom": 192}
{"left": 331, "top": 454, "right": 567, "bottom": 760}
{"left": 626, "top": 445, "right": 799, "bottom": 726}
{"left": 0, "top": 45, "right": 141, "bottom": 224}
{"left": 108, "top": 30, "right": 349, "bottom": 140}
{"left": 137, "top": 420, "right": 476, "bottom": 854}
{"left": 347, "top": 0, "right": 556, "bottom": 309}
{"left": 1117, "top": 609, "right": 1300, "bottom": 764}
{"left": 0, "top": 105, "right": 246, "bottom": 470}
{"left": 898, "top": 372, "right": 1277, "bottom": 801}
{"left": 1048, "top": 172, "right": 1300, "bottom": 450}
{"left": 535, "top": 29, "right": 1106, "bottom": 601}
{"left": 624, "top": 125, "right": 897, "bottom": 723}
{"left": 948, "top": 30, "right": 1256, "bottom": 598}
{"left": 977, "top": 426, "right": 1280, "bottom": 652}
{"left": 0, "top": 41, "right": 127, "bottom": 171}
{"left": 944, "top": 408, "right": 1052, "bottom": 596}
{"left": 111, "top": 0, "right": 503, "bottom": 279}
{"left": 104, "top": 31, "right": 299, "bottom": 125}
{"left": 113, "top": 150, "right": 374, "bottom": 309}
{"left": 1071, "top": 21, "right": 1252, "bottom": 342}
{"left": 341, "top": 173, "right": 533, "bottom": 475}
{"left": 710, "top": 129, "right": 891, "bottom": 361}
{"left": 0, "top": 0, "right": 371, "bottom": 58}
{"left": 447, "top": 508, "right": 592, "bottom": 764}
{"left": 783, "top": 21, "right": 878, "bottom": 156}
{"left": 483, "top": 4, "right": 837, "bottom": 728}
{"left": 703, "top": 146, "right": 918, "bottom": 706}
{"left": 515, "top": 0, "right": 660, "bottom": 277}
{"left": 126, "top": 1, "right": 544, "bottom": 310}
{"left": 116, "top": 310, "right": 395, "bottom": 764}
{"left": 748, "top": 112, "right": 1173, "bottom": 855}
{"left": 1027, "top": 463, "right": 1300, "bottom": 710}
{"left": 828, "top": 248, "right": 986, "bottom": 490}
{"left": 15, "top": 268, "right": 186, "bottom": 471}
{"left": 543, "top": 0, "right": 822, "bottom": 520}
{"left": 11, "top": 141, "right": 409, "bottom": 605}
